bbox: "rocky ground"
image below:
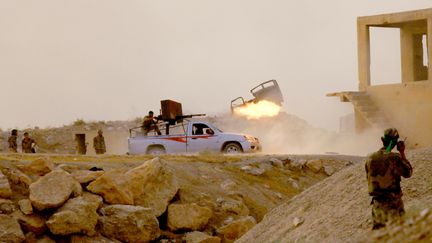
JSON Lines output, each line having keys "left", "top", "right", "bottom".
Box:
{"left": 1, "top": 114, "right": 423, "bottom": 242}
{"left": 0, "top": 152, "right": 361, "bottom": 242}
{"left": 237, "top": 147, "right": 432, "bottom": 243}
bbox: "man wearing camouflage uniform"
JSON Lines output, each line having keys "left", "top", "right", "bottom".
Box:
{"left": 21, "top": 132, "right": 36, "bottom": 153}
{"left": 365, "top": 128, "right": 413, "bottom": 229}
{"left": 93, "top": 129, "right": 106, "bottom": 154}
{"left": 142, "top": 111, "right": 161, "bottom": 135}
{"left": 8, "top": 129, "right": 18, "bottom": 153}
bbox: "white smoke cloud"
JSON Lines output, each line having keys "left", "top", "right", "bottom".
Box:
{"left": 210, "top": 112, "right": 382, "bottom": 155}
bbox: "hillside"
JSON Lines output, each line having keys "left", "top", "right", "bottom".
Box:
{"left": 237, "top": 147, "right": 432, "bottom": 242}
{"left": 0, "top": 153, "right": 361, "bottom": 242}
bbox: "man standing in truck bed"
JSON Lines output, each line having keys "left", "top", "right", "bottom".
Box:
{"left": 365, "top": 128, "right": 413, "bottom": 229}
{"left": 142, "top": 111, "right": 161, "bottom": 135}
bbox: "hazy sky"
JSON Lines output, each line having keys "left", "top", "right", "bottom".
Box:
{"left": 0, "top": 1, "right": 431, "bottom": 130}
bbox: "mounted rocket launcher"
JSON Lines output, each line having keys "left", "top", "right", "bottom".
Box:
{"left": 230, "top": 80, "right": 284, "bottom": 113}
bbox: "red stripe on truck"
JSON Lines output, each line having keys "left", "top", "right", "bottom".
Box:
{"left": 155, "top": 135, "right": 212, "bottom": 143}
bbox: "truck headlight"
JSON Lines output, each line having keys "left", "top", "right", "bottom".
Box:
{"left": 243, "top": 135, "right": 256, "bottom": 142}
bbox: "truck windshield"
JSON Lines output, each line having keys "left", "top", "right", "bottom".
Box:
{"left": 212, "top": 125, "right": 223, "bottom": 133}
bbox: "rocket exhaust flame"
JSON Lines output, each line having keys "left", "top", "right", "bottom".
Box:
{"left": 234, "top": 100, "right": 281, "bottom": 119}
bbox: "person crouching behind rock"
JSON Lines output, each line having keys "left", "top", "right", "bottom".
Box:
{"left": 365, "top": 128, "right": 413, "bottom": 230}
{"left": 93, "top": 129, "right": 106, "bottom": 155}
{"left": 22, "top": 132, "right": 36, "bottom": 153}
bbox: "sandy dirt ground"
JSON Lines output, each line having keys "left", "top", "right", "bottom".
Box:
{"left": 237, "top": 147, "right": 432, "bottom": 243}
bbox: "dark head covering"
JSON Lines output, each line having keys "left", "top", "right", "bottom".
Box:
{"left": 382, "top": 128, "right": 399, "bottom": 149}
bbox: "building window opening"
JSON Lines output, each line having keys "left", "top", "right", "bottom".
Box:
{"left": 370, "top": 27, "right": 402, "bottom": 85}
{"left": 422, "top": 34, "right": 428, "bottom": 67}
{"left": 411, "top": 32, "right": 428, "bottom": 81}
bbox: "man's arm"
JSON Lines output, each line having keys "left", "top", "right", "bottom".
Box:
{"left": 397, "top": 141, "right": 413, "bottom": 178}
{"left": 102, "top": 137, "right": 106, "bottom": 151}
{"left": 365, "top": 161, "right": 369, "bottom": 179}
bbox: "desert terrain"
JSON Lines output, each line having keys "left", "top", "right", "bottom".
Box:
{"left": 0, "top": 152, "right": 360, "bottom": 242}
{"left": 0, "top": 114, "right": 429, "bottom": 242}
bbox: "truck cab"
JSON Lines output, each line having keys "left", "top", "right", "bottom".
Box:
{"left": 128, "top": 120, "right": 261, "bottom": 155}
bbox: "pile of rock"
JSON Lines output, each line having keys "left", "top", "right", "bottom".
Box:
{"left": 0, "top": 157, "right": 257, "bottom": 242}
{"left": 239, "top": 157, "right": 337, "bottom": 177}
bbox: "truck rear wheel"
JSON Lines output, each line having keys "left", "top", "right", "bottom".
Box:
{"left": 223, "top": 143, "right": 243, "bottom": 154}
{"left": 146, "top": 146, "right": 166, "bottom": 155}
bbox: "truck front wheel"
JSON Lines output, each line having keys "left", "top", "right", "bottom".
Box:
{"left": 223, "top": 143, "right": 243, "bottom": 154}
{"left": 146, "top": 146, "right": 166, "bottom": 155}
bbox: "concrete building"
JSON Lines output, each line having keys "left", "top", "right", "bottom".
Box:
{"left": 329, "top": 8, "right": 432, "bottom": 148}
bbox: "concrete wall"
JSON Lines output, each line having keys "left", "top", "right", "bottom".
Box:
{"left": 357, "top": 8, "right": 432, "bottom": 90}
{"left": 78, "top": 129, "right": 129, "bottom": 155}
{"left": 355, "top": 8, "right": 432, "bottom": 148}
{"left": 366, "top": 81, "right": 432, "bottom": 148}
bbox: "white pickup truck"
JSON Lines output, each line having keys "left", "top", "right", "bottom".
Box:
{"left": 128, "top": 121, "right": 261, "bottom": 155}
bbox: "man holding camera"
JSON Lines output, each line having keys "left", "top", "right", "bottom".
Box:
{"left": 365, "top": 128, "right": 413, "bottom": 230}
{"left": 22, "top": 132, "right": 37, "bottom": 153}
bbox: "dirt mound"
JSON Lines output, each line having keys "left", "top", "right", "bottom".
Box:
{"left": 0, "top": 153, "right": 360, "bottom": 242}
{"left": 237, "top": 147, "right": 432, "bottom": 242}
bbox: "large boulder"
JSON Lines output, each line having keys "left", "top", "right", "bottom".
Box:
{"left": 57, "top": 164, "right": 86, "bottom": 173}
{"left": 11, "top": 210, "right": 46, "bottom": 235}
{"left": 0, "top": 198, "right": 16, "bottom": 214}
{"left": 324, "top": 165, "right": 335, "bottom": 176}
{"left": 0, "top": 214, "right": 26, "bottom": 243}
{"left": 0, "top": 170, "right": 12, "bottom": 198}
{"left": 216, "top": 216, "right": 256, "bottom": 243}
{"left": 46, "top": 196, "right": 99, "bottom": 236}
{"left": 183, "top": 231, "right": 221, "bottom": 243}
{"left": 18, "top": 199, "right": 33, "bottom": 215}
{"left": 19, "top": 158, "right": 54, "bottom": 176}
{"left": 269, "top": 158, "right": 284, "bottom": 168}
{"left": 218, "top": 198, "right": 249, "bottom": 216}
{"left": 99, "top": 205, "right": 160, "bottom": 243}
{"left": 72, "top": 179, "right": 83, "bottom": 197}
{"left": 177, "top": 190, "right": 218, "bottom": 210}
{"left": 4, "top": 168, "right": 32, "bottom": 190}
{"left": 125, "top": 158, "right": 179, "bottom": 216}
{"left": 29, "top": 170, "right": 78, "bottom": 211}
{"left": 167, "top": 203, "right": 213, "bottom": 231}
{"left": 71, "top": 170, "right": 104, "bottom": 184}
{"left": 86, "top": 169, "right": 133, "bottom": 205}
{"left": 82, "top": 191, "right": 104, "bottom": 209}
{"left": 305, "top": 159, "right": 323, "bottom": 173}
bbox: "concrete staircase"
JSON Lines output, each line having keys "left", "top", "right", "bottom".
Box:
{"left": 327, "top": 91, "right": 391, "bottom": 129}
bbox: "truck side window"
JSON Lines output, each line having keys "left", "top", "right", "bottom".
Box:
{"left": 192, "top": 124, "right": 209, "bottom": 135}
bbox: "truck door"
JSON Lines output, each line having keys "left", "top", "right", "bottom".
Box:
{"left": 186, "top": 123, "right": 219, "bottom": 152}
